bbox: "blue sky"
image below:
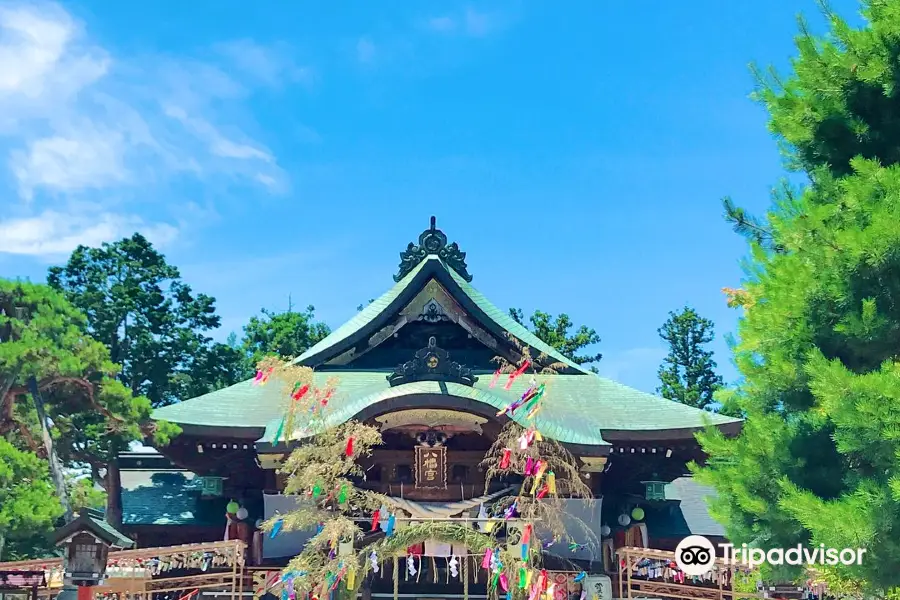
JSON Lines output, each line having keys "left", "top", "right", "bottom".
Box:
{"left": 0, "top": 0, "right": 862, "bottom": 393}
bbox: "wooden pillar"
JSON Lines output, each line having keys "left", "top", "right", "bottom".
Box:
{"left": 617, "top": 553, "right": 624, "bottom": 600}
{"left": 231, "top": 542, "right": 239, "bottom": 600}
{"left": 393, "top": 556, "right": 399, "bottom": 600}
{"left": 625, "top": 552, "right": 632, "bottom": 600}
{"left": 717, "top": 565, "right": 723, "bottom": 600}
{"left": 238, "top": 552, "right": 245, "bottom": 600}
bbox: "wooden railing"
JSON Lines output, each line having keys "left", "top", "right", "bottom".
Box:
{"left": 616, "top": 547, "right": 761, "bottom": 600}
{"left": 0, "top": 541, "right": 246, "bottom": 600}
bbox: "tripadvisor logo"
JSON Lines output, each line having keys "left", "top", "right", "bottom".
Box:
{"left": 674, "top": 536, "right": 867, "bottom": 575}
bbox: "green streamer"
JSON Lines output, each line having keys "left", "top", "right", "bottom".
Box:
{"left": 271, "top": 417, "right": 285, "bottom": 444}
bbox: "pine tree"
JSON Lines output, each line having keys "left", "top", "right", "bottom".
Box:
{"left": 696, "top": 2, "right": 900, "bottom": 592}
{"left": 655, "top": 307, "right": 723, "bottom": 410}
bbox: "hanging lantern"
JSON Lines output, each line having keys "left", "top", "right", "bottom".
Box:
{"left": 631, "top": 507, "right": 645, "bottom": 521}
{"left": 200, "top": 476, "right": 224, "bottom": 498}
{"left": 600, "top": 524, "right": 611, "bottom": 537}
{"left": 641, "top": 479, "right": 668, "bottom": 501}
{"left": 226, "top": 500, "right": 240, "bottom": 514}
{"left": 617, "top": 513, "right": 631, "bottom": 527}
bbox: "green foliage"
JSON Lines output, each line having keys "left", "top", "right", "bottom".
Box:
{"left": 0, "top": 438, "right": 62, "bottom": 561}
{"left": 754, "top": 0, "right": 900, "bottom": 178}
{"left": 69, "top": 477, "right": 107, "bottom": 511}
{"left": 241, "top": 306, "right": 330, "bottom": 368}
{"left": 0, "top": 278, "right": 178, "bottom": 537}
{"left": 698, "top": 34, "right": 900, "bottom": 598}
{"left": 700, "top": 158, "right": 900, "bottom": 591}
{"left": 698, "top": 5, "right": 900, "bottom": 592}
{"left": 47, "top": 233, "right": 240, "bottom": 407}
{"left": 656, "top": 306, "right": 724, "bottom": 410}
{"left": 508, "top": 308, "right": 602, "bottom": 369}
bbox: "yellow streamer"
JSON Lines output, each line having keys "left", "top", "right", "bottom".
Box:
{"left": 547, "top": 471, "right": 557, "bottom": 495}
{"left": 534, "top": 430, "right": 543, "bottom": 442}
{"left": 525, "top": 571, "right": 533, "bottom": 588}
{"left": 346, "top": 568, "right": 355, "bottom": 589}
{"left": 530, "top": 462, "right": 548, "bottom": 495}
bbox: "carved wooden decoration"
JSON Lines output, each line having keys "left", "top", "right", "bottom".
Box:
{"left": 414, "top": 445, "right": 447, "bottom": 489}
{"left": 401, "top": 279, "right": 467, "bottom": 324}
{"left": 387, "top": 336, "right": 477, "bottom": 387}
{"left": 394, "top": 216, "right": 473, "bottom": 282}
{"left": 375, "top": 409, "right": 487, "bottom": 434}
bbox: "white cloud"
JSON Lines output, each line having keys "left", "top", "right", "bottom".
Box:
{"left": 0, "top": 2, "right": 107, "bottom": 100}
{"left": 11, "top": 126, "right": 129, "bottom": 200}
{"left": 463, "top": 8, "right": 496, "bottom": 37}
{"left": 421, "top": 8, "right": 502, "bottom": 37}
{"left": 215, "top": 39, "right": 314, "bottom": 88}
{"left": 356, "top": 37, "right": 375, "bottom": 64}
{"left": 0, "top": 1, "right": 300, "bottom": 257}
{"left": 426, "top": 16, "right": 456, "bottom": 33}
{"left": 594, "top": 346, "right": 668, "bottom": 393}
{"left": 0, "top": 210, "right": 178, "bottom": 257}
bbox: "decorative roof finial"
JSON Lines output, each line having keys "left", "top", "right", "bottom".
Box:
{"left": 394, "top": 216, "right": 473, "bottom": 282}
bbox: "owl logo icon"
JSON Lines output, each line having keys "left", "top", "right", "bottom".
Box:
{"left": 675, "top": 535, "right": 716, "bottom": 576}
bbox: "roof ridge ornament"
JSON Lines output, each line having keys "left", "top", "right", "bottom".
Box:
{"left": 394, "top": 216, "right": 473, "bottom": 283}
{"left": 387, "top": 335, "right": 478, "bottom": 387}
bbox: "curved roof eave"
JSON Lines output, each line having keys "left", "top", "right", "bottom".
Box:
{"left": 254, "top": 381, "right": 611, "bottom": 453}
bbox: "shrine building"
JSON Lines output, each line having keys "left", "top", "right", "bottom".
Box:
{"left": 121, "top": 217, "right": 740, "bottom": 597}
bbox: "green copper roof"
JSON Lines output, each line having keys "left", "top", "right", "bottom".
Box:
{"left": 293, "top": 255, "right": 588, "bottom": 373}
{"left": 153, "top": 370, "right": 739, "bottom": 447}
{"left": 52, "top": 508, "right": 135, "bottom": 549}
{"left": 443, "top": 265, "right": 586, "bottom": 372}
{"left": 259, "top": 379, "right": 609, "bottom": 446}
{"left": 293, "top": 259, "right": 429, "bottom": 365}
{"left": 155, "top": 233, "right": 741, "bottom": 447}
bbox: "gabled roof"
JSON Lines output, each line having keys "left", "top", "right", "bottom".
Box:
{"left": 294, "top": 255, "right": 589, "bottom": 373}
{"left": 153, "top": 218, "right": 742, "bottom": 447}
{"left": 643, "top": 477, "right": 726, "bottom": 538}
{"left": 51, "top": 508, "right": 134, "bottom": 549}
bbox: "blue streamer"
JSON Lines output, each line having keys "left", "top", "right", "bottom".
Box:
{"left": 270, "top": 519, "right": 283, "bottom": 538}
{"left": 385, "top": 514, "right": 396, "bottom": 536}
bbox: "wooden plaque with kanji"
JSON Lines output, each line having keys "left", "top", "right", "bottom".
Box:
{"left": 414, "top": 446, "right": 447, "bottom": 489}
